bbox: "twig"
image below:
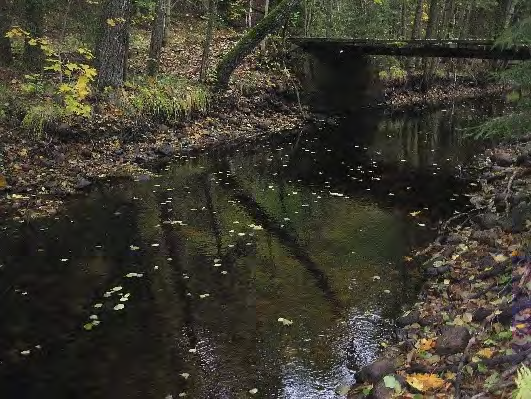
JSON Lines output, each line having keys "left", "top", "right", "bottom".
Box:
{"left": 505, "top": 168, "right": 519, "bottom": 216}
{"left": 455, "top": 337, "right": 476, "bottom": 399}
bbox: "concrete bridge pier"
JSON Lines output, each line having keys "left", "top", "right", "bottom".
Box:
{"left": 295, "top": 48, "right": 382, "bottom": 113}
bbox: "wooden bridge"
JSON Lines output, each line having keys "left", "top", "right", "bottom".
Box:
{"left": 290, "top": 38, "right": 531, "bottom": 60}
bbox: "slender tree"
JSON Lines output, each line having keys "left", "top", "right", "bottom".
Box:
{"left": 214, "top": 0, "right": 300, "bottom": 91}
{"left": 163, "top": 0, "right": 172, "bottom": 45}
{"left": 199, "top": 0, "right": 217, "bottom": 82}
{"left": 411, "top": 0, "right": 425, "bottom": 39}
{"left": 96, "top": 0, "right": 132, "bottom": 89}
{"left": 0, "top": 0, "right": 12, "bottom": 66}
{"left": 148, "top": 0, "right": 167, "bottom": 76}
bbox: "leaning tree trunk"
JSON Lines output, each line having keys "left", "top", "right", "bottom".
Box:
{"left": 148, "top": 0, "right": 167, "bottom": 76}
{"left": 96, "top": 0, "right": 132, "bottom": 89}
{"left": 199, "top": 0, "right": 217, "bottom": 82}
{"left": 214, "top": 0, "right": 300, "bottom": 91}
{"left": 0, "top": 0, "right": 12, "bottom": 66}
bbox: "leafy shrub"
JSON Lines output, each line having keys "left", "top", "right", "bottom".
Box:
{"left": 22, "top": 102, "right": 65, "bottom": 137}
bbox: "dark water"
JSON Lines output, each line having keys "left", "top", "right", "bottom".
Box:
{"left": 0, "top": 100, "right": 502, "bottom": 398}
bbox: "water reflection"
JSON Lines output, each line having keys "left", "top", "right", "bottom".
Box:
{"left": 0, "top": 100, "right": 501, "bottom": 398}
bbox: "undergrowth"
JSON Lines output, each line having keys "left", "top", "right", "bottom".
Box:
{"left": 122, "top": 75, "right": 209, "bottom": 122}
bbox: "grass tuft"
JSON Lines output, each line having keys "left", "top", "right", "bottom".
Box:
{"left": 123, "top": 75, "right": 209, "bottom": 123}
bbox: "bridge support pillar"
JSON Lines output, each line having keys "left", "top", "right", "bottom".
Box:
{"left": 294, "top": 49, "right": 382, "bottom": 113}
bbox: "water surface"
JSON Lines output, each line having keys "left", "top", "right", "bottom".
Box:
{"left": 0, "top": 100, "right": 502, "bottom": 398}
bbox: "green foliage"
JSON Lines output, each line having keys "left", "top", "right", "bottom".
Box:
{"left": 5, "top": 26, "right": 97, "bottom": 132}
{"left": 514, "top": 365, "right": 531, "bottom": 399}
{"left": 123, "top": 75, "right": 209, "bottom": 122}
{"left": 21, "top": 101, "right": 65, "bottom": 136}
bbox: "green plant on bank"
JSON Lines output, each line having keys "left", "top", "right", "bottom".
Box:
{"left": 5, "top": 26, "right": 97, "bottom": 135}
{"left": 472, "top": 18, "right": 531, "bottom": 139}
{"left": 122, "top": 75, "right": 209, "bottom": 122}
{"left": 513, "top": 365, "right": 531, "bottom": 399}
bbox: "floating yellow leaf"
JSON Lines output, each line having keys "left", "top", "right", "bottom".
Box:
{"left": 406, "top": 373, "right": 445, "bottom": 392}
{"left": 106, "top": 18, "right": 116, "bottom": 27}
{"left": 0, "top": 175, "right": 6, "bottom": 189}
{"left": 409, "top": 210, "right": 422, "bottom": 217}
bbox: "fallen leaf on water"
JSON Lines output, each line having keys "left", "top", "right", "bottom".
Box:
{"left": 278, "top": 317, "right": 293, "bottom": 326}
{"left": 249, "top": 388, "right": 258, "bottom": 394}
{"left": 409, "top": 210, "right": 422, "bottom": 217}
{"left": 0, "top": 175, "right": 6, "bottom": 189}
{"left": 406, "top": 373, "right": 445, "bottom": 392}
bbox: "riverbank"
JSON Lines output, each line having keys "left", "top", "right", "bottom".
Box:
{"left": 349, "top": 142, "right": 531, "bottom": 398}
{"left": 0, "top": 19, "right": 514, "bottom": 222}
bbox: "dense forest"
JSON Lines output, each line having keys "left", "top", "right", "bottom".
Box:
{"left": 0, "top": 0, "right": 529, "bottom": 136}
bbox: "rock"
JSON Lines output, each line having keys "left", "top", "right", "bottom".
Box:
{"left": 435, "top": 326, "right": 470, "bottom": 355}
{"left": 155, "top": 143, "right": 175, "bottom": 157}
{"left": 158, "top": 124, "right": 170, "bottom": 133}
{"left": 257, "top": 121, "right": 272, "bottom": 130}
{"left": 490, "top": 150, "right": 515, "bottom": 167}
{"left": 446, "top": 233, "right": 463, "bottom": 244}
{"left": 419, "top": 313, "right": 443, "bottom": 326}
{"left": 470, "top": 230, "right": 498, "bottom": 246}
{"left": 370, "top": 380, "right": 394, "bottom": 399}
{"left": 396, "top": 310, "right": 420, "bottom": 327}
{"left": 75, "top": 177, "right": 92, "bottom": 190}
{"left": 476, "top": 212, "right": 499, "bottom": 230}
{"left": 358, "top": 359, "right": 396, "bottom": 383}
{"left": 473, "top": 307, "right": 492, "bottom": 322}
{"left": 425, "top": 265, "right": 451, "bottom": 277}
{"left": 80, "top": 148, "right": 92, "bottom": 159}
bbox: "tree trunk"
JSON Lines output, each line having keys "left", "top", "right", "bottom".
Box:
{"left": 214, "top": 0, "right": 300, "bottom": 91}
{"left": 425, "top": 0, "right": 439, "bottom": 39}
{"left": 148, "top": 0, "right": 167, "bottom": 76}
{"left": 163, "top": 0, "right": 172, "bottom": 45}
{"left": 438, "top": 0, "right": 455, "bottom": 39}
{"left": 325, "top": 0, "right": 333, "bottom": 37}
{"left": 199, "top": 0, "right": 217, "bottom": 82}
{"left": 421, "top": 0, "right": 440, "bottom": 91}
{"left": 0, "top": 0, "right": 12, "bottom": 66}
{"left": 495, "top": 0, "right": 512, "bottom": 36}
{"left": 411, "top": 0, "right": 425, "bottom": 39}
{"left": 96, "top": 0, "right": 132, "bottom": 89}
{"left": 400, "top": 0, "right": 407, "bottom": 39}
{"left": 260, "top": 0, "right": 270, "bottom": 51}
{"left": 23, "top": 0, "right": 44, "bottom": 70}
{"left": 458, "top": 0, "right": 475, "bottom": 39}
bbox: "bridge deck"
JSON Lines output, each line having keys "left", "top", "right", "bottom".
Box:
{"left": 290, "top": 38, "right": 531, "bottom": 60}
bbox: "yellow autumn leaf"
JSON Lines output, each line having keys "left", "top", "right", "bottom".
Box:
{"left": 409, "top": 210, "right": 422, "bottom": 217}
{"left": 106, "top": 18, "right": 116, "bottom": 27}
{"left": 476, "top": 348, "right": 494, "bottom": 359}
{"left": 418, "top": 338, "right": 436, "bottom": 351}
{"left": 28, "top": 38, "right": 38, "bottom": 46}
{"left": 406, "top": 373, "right": 445, "bottom": 392}
{"left": 0, "top": 175, "right": 7, "bottom": 189}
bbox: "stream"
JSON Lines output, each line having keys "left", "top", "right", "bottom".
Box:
{"left": 0, "top": 99, "right": 505, "bottom": 398}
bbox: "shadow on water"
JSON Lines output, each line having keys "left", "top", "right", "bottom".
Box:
{"left": 0, "top": 99, "right": 504, "bottom": 398}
